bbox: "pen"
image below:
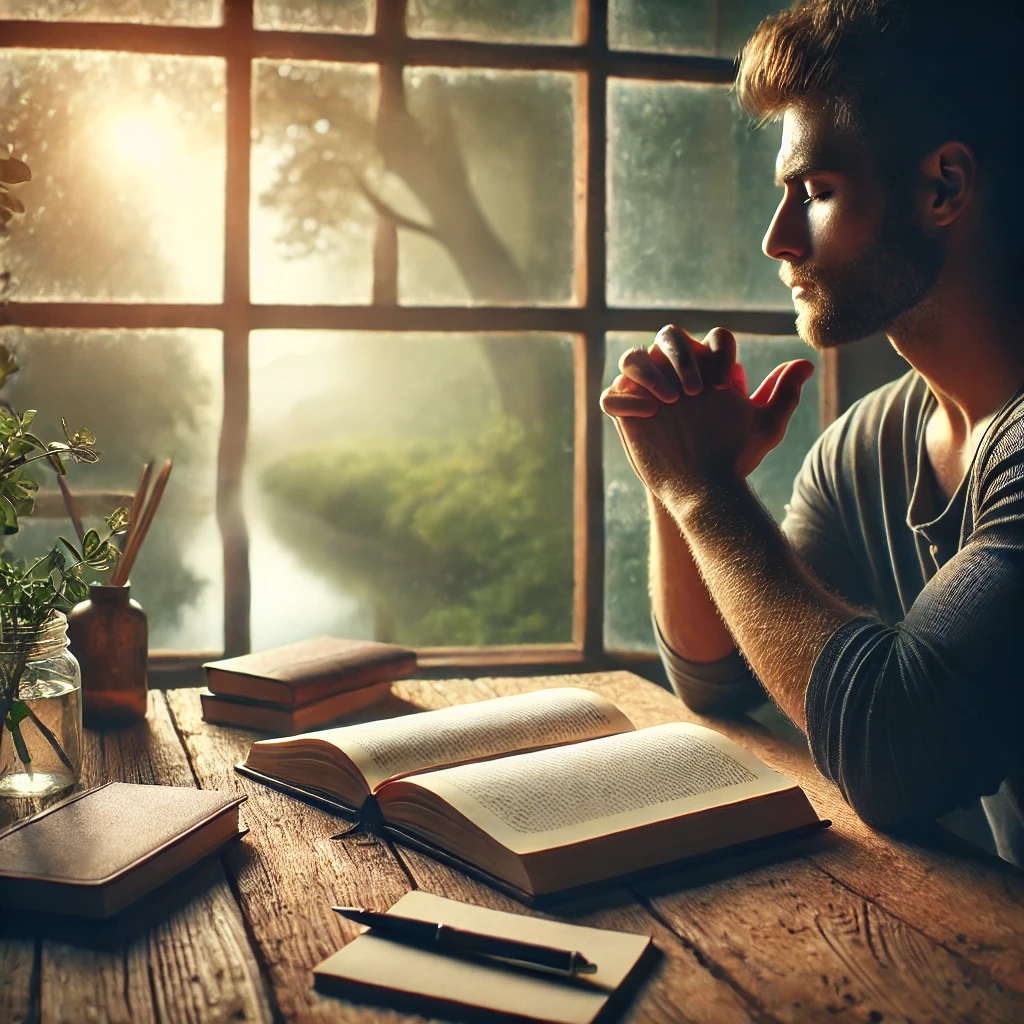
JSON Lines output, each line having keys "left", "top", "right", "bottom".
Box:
{"left": 332, "top": 906, "right": 598, "bottom": 977}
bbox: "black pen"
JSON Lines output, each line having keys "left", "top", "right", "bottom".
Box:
{"left": 332, "top": 906, "right": 598, "bottom": 977}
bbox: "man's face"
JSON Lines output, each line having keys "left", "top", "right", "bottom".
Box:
{"left": 762, "top": 102, "right": 943, "bottom": 349}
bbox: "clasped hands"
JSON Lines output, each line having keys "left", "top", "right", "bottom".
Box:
{"left": 601, "top": 325, "right": 815, "bottom": 508}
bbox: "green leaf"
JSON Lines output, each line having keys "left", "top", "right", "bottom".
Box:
{"left": 0, "top": 158, "right": 31, "bottom": 184}
{"left": 20, "top": 410, "right": 35, "bottom": 427}
{"left": 6, "top": 700, "right": 29, "bottom": 727}
{"left": 105, "top": 506, "right": 130, "bottom": 534}
{"left": 58, "top": 536, "right": 84, "bottom": 563}
{"left": 0, "top": 495, "right": 19, "bottom": 535}
{"left": 82, "top": 529, "right": 101, "bottom": 558}
{"left": 0, "top": 191, "right": 25, "bottom": 215}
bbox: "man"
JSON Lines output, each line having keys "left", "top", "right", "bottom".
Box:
{"left": 602, "top": 0, "right": 1024, "bottom": 867}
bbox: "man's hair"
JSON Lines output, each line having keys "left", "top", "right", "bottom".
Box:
{"left": 737, "top": 1, "right": 1022, "bottom": 183}
{"left": 737, "top": 1, "right": 1024, "bottom": 282}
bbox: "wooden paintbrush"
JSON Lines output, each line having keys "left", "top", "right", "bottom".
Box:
{"left": 111, "top": 459, "right": 172, "bottom": 587}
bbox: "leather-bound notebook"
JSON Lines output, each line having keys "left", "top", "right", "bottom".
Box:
{"left": 204, "top": 636, "right": 417, "bottom": 706}
{"left": 200, "top": 682, "right": 391, "bottom": 734}
{"left": 313, "top": 891, "right": 653, "bottom": 1024}
{"left": 0, "top": 783, "right": 246, "bottom": 919}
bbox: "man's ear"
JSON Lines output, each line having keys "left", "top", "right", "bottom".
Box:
{"left": 917, "top": 142, "right": 977, "bottom": 228}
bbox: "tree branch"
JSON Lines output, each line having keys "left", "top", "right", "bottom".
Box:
{"left": 345, "top": 166, "right": 438, "bottom": 239}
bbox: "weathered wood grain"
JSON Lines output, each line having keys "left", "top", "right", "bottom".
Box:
{"left": 0, "top": 940, "right": 35, "bottom": 1024}
{"left": 3, "top": 691, "right": 273, "bottom": 1024}
{"left": 165, "top": 687, "right": 417, "bottom": 1024}
{"left": 415, "top": 671, "right": 1024, "bottom": 1001}
{"left": 9, "top": 670, "right": 1022, "bottom": 1023}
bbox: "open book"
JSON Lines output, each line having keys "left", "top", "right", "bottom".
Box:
{"left": 236, "top": 687, "right": 823, "bottom": 899}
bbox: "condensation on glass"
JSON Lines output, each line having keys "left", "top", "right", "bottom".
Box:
{"left": 609, "top": 0, "right": 782, "bottom": 58}
{"left": 602, "top": 333, "right": 820, "bottom": 652}
{"left": 254, "top": 0, "right": 373, "bottom": 33}
{"left": 406, "top": 0, "right": 577, "bottom": 44}
{"left": 0, "top": 0, "right": 220, "bottom": 25}
{"left": 607, "top": 80, "right": 786, "bottom": 311}
{"left": 398, "top": 68, "right": 578, "bottom": 306}
{"left": 247, "top": 331, "right": 575, "bottom": 650}
{"left": 1, "top": 51, "right": 225, "bottom": 303}
{"left": 0, "top": 328, "right": 225, "bottom": 652}
{"left": 250, "top": 60, "right": 379, "bottom": 304}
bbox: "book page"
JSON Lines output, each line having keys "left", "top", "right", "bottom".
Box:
{"left": 396, "top": 723, "right": 796, "bottom": 854}
{"left": 323, "top": 688, "right": 634, "bottom": 792}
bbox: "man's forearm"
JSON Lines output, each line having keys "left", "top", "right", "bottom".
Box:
{"left": 648, "top": 494, "right": 735, "bottom": 662}
{"left": 665, "top": 478, "right": 856, "bottom": 730}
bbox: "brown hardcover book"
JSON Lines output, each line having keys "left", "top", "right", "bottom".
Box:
{"left": 200, "top": 681, "right": 391, "bottom": 734}
{"left": 204, "top": 636, "right": 417, "bottom": 707}
{"left": 0, "top": 782, "right": 246, "bottom": 919}
{"left": 237, "top": 688, "right": 825, "bottom": 900}
{"left": 313, "top": 891, "right": 653, "bottom": 1024}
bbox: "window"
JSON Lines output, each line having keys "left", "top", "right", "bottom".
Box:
{"left": 1, "top": 0, "right": 829, "bottom": 673}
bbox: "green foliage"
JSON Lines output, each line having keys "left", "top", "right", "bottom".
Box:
{"left": 260, "top": 420, "right": 574, "bottom": 645}
{"left": 0, "top": 343, "right": 126, "bottom": 773}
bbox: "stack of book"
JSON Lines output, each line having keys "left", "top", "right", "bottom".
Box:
{"left": 201, "top": 636, "right": 417, "bottom": 734}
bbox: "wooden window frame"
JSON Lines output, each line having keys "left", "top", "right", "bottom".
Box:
{"left": 0, "top": 0, "right": 836, "bottom": 677}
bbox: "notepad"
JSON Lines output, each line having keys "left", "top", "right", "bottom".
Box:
{"left": 313, "top": 891, "right": 653, "bottom": 1024}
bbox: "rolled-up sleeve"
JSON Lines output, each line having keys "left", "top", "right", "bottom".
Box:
{"left": 654, "top": 615, "right": 763, "bottom": 714}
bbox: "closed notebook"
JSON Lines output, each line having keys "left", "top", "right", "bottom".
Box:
{"left": 0, "top": 782, "right": 246, "bottom": 919}
{"left": 200, "top": 682, "right": 391, "bottom": 734}
{"left": 313, "top": 891, "right": 652, "bottom": 1024}
{"left": 204, "top": 636, "right": 417, "bottom": 706}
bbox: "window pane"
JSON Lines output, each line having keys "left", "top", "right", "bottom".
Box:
{"left": 607, "top": 81, "right": 785, "bottom": 310}
{"left": 249, "top": 331, "right": 574, "bottom": 650}
{"left": 0, "top": 0, "right": 220, "bottom": 25}
{"left": 603, "top": 332, "right": 819, "bottom": 652}
{"left": 251, "top": 60, "right": 379, "bottom": 304}
{"left": 0, "top": 329, "right": 224, "bottom": 652}
{"left": 407, "top": 0, "right": 577, "bottom": 44}
{"left": 609, "top": 0, "right": 781, "bottom": 58}
{"left": 254, "top": 0, "right": 373, "bottom": 33}
{"left": 399, "top": 68, "right": 578, "bottom": 306}
{"left": 2, "top": 51, "right": 225, "bottom": 303}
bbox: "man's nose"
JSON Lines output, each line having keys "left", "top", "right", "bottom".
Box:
{"left": 762, "top": 193, "right": 810, "bottom": 263}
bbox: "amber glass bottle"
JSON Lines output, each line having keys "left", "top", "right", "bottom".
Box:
{"left": 67, "top": 584, "right": 148, "bottom": 726}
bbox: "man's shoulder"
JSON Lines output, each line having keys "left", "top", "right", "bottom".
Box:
{"left": 813, "top": 369, "right": 923, "bottom": 465}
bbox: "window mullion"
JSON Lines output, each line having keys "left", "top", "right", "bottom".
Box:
{"left": 219, "top": 0, "right": 254, "bottom": 655}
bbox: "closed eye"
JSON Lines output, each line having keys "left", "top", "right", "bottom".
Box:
{"left": 803, "top": 191, "right": 833, "bottom": 205}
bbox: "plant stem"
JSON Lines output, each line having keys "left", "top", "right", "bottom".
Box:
{"left": 21, "top": 702, "right": 74, "bottom": 773}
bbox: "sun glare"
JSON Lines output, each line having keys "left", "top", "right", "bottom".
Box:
{"left": 107, "top": 113, "right": 173, "bottom": 165}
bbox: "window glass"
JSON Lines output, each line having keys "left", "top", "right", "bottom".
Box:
{"left": 607, "top": 80, "right": 786, "bottom": 311}
{"left": 0, "top": 0, "right": 220, "bottom": 25}
{"left": 0, "top": 329, "right": 224, "bottom": 652}
{"left": 254, "top": 0, "right": 373, "bottom": 33}
{"left": 603, "top": 332, "right": 819, "bottom": 652}
{"left": 609, "top": 0, "right": 780, "bottom": 58}
{"left": 1, "top": 50, "right": 225, "bottom": 303}
{"left": 406, "top": 0, "right": 577, "bottom": 44}
{"left": 399, "top": 68, "right": 578, "bottom": 306}
{"left": 250, "top": 60, "right": 379, "bottom": 305}
{"left": 248, "top": 331, "right": 575, "bottom": 651}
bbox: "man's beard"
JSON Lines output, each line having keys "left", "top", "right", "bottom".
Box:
{"left": 789, "top": 213, "right": 944, "bottom": 349}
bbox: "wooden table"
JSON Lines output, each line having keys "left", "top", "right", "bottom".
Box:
{"left": 2, "top": 671, "right": 1023, "bottom": 1023}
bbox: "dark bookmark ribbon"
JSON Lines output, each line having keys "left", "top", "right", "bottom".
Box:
{"left": 330, "top": 795, "right": 384, "bottom": 839}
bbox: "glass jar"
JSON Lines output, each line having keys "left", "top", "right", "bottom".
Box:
{"left": 0, "top": 612, "right": 82, "bottom": 798}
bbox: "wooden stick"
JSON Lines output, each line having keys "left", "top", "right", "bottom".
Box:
{"left": 111, "top": 459, "right": 172, "bottom": 587}
{"left": 131, "top": 461, "right": 154, "bottom": 535}
{"left": 56, "top": 473, "right": 85, "bottom": 544}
